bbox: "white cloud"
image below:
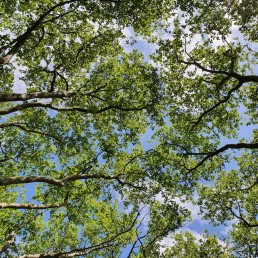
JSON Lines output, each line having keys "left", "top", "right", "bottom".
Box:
{"left": 220, "top": 218, "right": 238, "bottom": 236}
{"left": 159, "top": 228, "right": 204, "bottom": 252}
{"left": 13, "top": 63, "right": 27, "bottom": 93}
{"left": 160, "top": 227, "right": 228, "bottom": 252}
{"left": 122, "top": 26, "right": 135, "bottom": 38}
{"left": 156, "top": 192, "right": 204, "bottom": 223}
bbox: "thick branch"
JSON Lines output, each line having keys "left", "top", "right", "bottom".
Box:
{"left": 0, "top": 0, "right": 80, "bottom": 64}
{"left": 178, "top": 58, "right": 258, "bottom": 83}
{"left": 188, "top": 142, "right": 258, "bottom": 172}
{"left": 0, "top": 202, "right": 66, "bottom": 210}
{"left": 0, "top": 0, "right": 121, "bottom": 64}
{"left": 18, "top": 244, "right": 114, "bottom": 258}
{"left": 0, "top": 176, "right": 65, "bottom": 186}
{"left": 0, "top": 91, "right": 76, "bottom": 102}
{"left": 0, "top": 173, "right": 142, "bottom": 189}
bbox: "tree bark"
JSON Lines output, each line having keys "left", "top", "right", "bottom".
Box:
{"left": 0, "top": 173, "right": 123, "bottom": 187}
{"left": 0, "top": 91, "right": 76, "bottom": 102}
{"left": 0, "top": 202, "right": 66, "bottom": 209}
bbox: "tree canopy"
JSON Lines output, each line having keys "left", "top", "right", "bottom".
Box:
{"left": 0, "top": 0, "right": 258, "bottom": 257}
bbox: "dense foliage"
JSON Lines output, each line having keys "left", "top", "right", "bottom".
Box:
{"left": 0, "top": 0, "right": 257, "bottom": 257}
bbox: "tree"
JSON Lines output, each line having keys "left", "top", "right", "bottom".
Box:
{"left": 0, "top": 0, "right": 257, "bottom": 257}
{"left": 0, "top": 1, "right": 188, "bottom": 257}
{"left": 151, "top": 0, "right": 258, "bottom": 256}
{"left": 162, "top": 231, "right": 233, "bottom": 258}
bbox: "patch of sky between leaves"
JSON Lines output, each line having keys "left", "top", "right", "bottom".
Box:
{"left": 120, "top": 26, "right": 158, "bottom": 64}
{"left": 156, "top": 192, "right": 229, "bottom": 251}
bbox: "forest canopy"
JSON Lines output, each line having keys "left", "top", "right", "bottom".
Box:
{"left": 0, "top": 0, "right": 258, "bottom": 257}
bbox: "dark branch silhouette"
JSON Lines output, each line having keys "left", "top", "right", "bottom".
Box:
{"left": 0, "top": 101, "right": 152, "bottom": 116}
{"left": 188, "top": 142, "right": 258, "bottom": 172}
{"left": 0, "top": 122, "right": 62, "bottom": 142}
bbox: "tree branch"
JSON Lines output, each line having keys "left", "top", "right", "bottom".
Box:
{"left": 188, "top": 142, "right": 258, "bottom": 172}
{"left": 0, "top": 231, "right": 16, "bottom": 255}
{"left": 222, "top": 202, "right": 258, "bottom": 228}
{"left": 0, "top": 212, "right": 42, "bottom": 255}
{"left": 0, "top": 122, "right": 63, "bottom": 142}
{"left": 18, "top": 244, "right": 114, "bottom": 258}
{"left": 73, "top": 30, "right": 114, "bottom": 64}
{"left": 0, "top": 102, "right": 151, "bottom": 116}
{"left": 42, "top": 9, "right": 75, "bottom": 24}
{"left": 0, "top": 91, "right": 76, "bottom": 102}
{"left": 0, "top": 0, "right": 81, "bottom": 64}
{"left": 0, "top": 173, "right": 142, "bottom": 189}
{"left": 178, "top": 56, "right": 258, "bottom": 83}
{"left": 0, "top": 201, "right": 66, "bottom": 210}
{"left": 18, "top": 209, "right": 140, "bottom": 258}
{"left": 163, "top": 142, "right": 214, "bottom": 156}
{"left": 191, "top": 81, "right": 244, "bottom": 129}
{"left": 176, "top": 51, "right": 258, "bottom": 129}
{"left": 241, "top": 178, "right": 258, "bottom": 192}
{"left": 0, "top": 0, "right": 122, "bottom": 64}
